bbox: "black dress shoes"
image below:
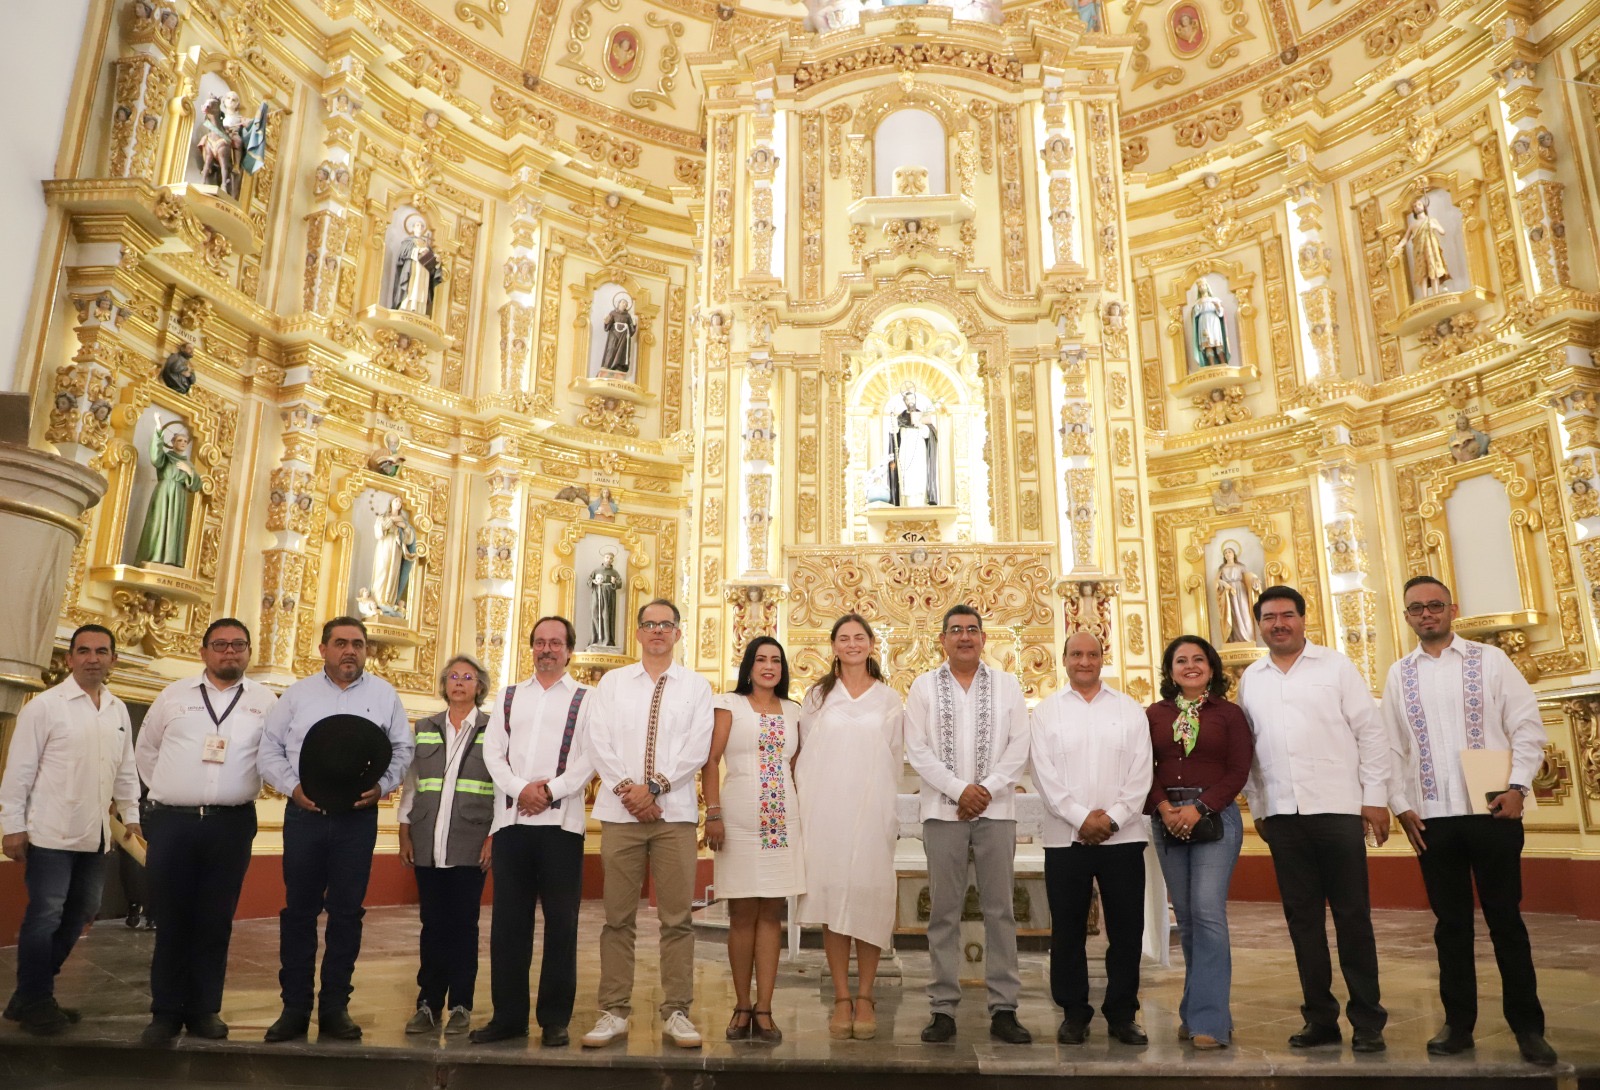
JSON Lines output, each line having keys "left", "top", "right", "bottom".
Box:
{"left": 185, "top": 1013, "right": 229, "bottom": 1040}
{"left": 989, "top": 1010, "right": 1032, "bottom": 1044}
{"left": 1108, "top": 1021, "right": 1149, "bottom": 1046}
{"left": 140, "top": 1016, "right": 183, "bottom": 1046}
{"left": 263, "top": 1008, "right": 310, "bottom": 1042}
{"left": 469, "top": 1020, "right": 530, "bottom": 1044}
{"left": 18, "top": 999, "right": 71, "bottom": 1037}
{"left": 1288, "top": 1022, "right": 1342, "bottom": 1048}
{"left": 1426, "top": 1025, "right": 1474, "bottom": 1055}
{"left": 920, "top": 1012, "right": 957, "bottom": 1043}
{"left": 1352, "top": 1028, "right": 1386, "bottom": 1053}
{"left": 1056, "top": 1019, "right": 1089, "bottom": 1045}
{"left": 318, "top": 1009, "right": 363, "bottom": 1041}
{"left": 541, "top": 1025, "right": 570, "bottom": 1048}
{"left": 4, "top": 995, "right": 78, "bottom": 1025}
{"left": 1515, "top": 1032, "right": 1558, "bottom": 1066}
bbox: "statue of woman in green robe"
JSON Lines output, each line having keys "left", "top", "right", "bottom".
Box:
{"left": 135, "top": 419, "right": 203, "bottom": 567}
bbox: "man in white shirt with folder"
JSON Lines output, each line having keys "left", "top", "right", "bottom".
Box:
{"left": 1382, "top": 575, "right": 1556, "bottom": 1066}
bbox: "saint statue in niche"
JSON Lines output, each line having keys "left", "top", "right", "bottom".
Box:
{"left": 1214, "top": 540, "right": 1263, "bottom": 645}
{"left": 1392, "top": 195, "right": 1453, "bottom": 298}
{"left": 195, "top": 91, "right": 269, "bottom": 200}
{"left": 159, "top": 343, "right": 196, "bottom": 394}
{"left": 598, "top": 293, "right": 638, "bottom": 376}
{"left": 1190, "top": 280, "right": 1231, "bottom": 368}
{"left": 390, "top": 214, "right": 443, "bottom": 316}
{"left": 135, "top": 417, "right": 203, "bottom": 567}
{"left": 588, "top": 550, "right": 623, "bottom": 651}
{"left": 371, "top": 496, "right": 419, "bottom": 616}
{"left": 1449, "top": 412, "right": 1490, "bottom": 463}
{"left": 886, "top": 381, "right": 940, "bottom": 507}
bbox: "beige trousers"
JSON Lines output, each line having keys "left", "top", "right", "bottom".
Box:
{"left": 598, "top": 820, "right": 699, "bottom": 1017}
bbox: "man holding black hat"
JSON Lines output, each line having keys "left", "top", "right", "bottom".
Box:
{"left": 258, "top": 616, "right": 413, "bottom": 1042}
{"left": 135, "top": 618, "right": 277, "bottom": 1046}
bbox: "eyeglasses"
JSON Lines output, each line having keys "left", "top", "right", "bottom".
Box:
{"left": 207, "top": 640, "right": 250, "bottom": 652}
{"left": 639, "top": 620, "right": 678, "bottom": 631}
{"left": 1404, "top": 601, "right": 1451, "bottom": 618}
{"left": 531, "top": 640, "right": 568, "bottom": 651}
{"left": 944, "top": 625, "right": 982, "bottom": 636}
{"left": 447, "top": 672, "right": 479, "bottom": 682}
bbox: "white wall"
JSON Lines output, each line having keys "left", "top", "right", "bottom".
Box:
{"left": 0, "top": 2, "right": 93, "bottom": 392}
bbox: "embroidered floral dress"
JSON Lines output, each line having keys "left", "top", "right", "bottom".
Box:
{"left": 712, "top": 694, "right": 805, "bottom": 899}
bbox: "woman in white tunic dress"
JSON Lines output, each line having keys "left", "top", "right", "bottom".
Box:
{"left": 795, "top": 614, "right": 904, "bottom": 1041}
{"left": 703, "top": 637, "right": 804, "bottom": 1044}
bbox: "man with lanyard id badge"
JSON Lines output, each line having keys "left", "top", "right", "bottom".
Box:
{"left": 135, "top": 618, "right": 279, "bottom": 1045}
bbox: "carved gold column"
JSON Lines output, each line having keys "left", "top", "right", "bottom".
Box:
{"left": 1040, "top": 92, "right": 1076, "bottom": 270}
{"left": 302, "top": 40, "right": 373, "bottom": 318}
{"left": 47, "top": 290, "right": 132, "bottom": 465}
{"left": 1494, "top": 55, "right": 1569, "bottom": 296}
{"left": 258, "top": 353, "right": 328, "bottom": 678}
{"left": 498, "top": 159, "right": 545, "bottom": 394}
{"left": 107, "top": 0, "right": 179, "bottom": 182}
{"left": 1551, "top": 380, "right": 1600, "bottom": 643}
{"left": 473, "top": 465, "right": 520, "bottom": 685}
{"left": 1285, "top": 161, "right": 1343, "bottom": 380}
{"left": 1320, "top": 453, "right": 1379, "bottom": 688}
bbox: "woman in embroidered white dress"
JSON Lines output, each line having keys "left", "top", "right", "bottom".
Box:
{"left": 703, "top": 636, "right": 804, "bottom": 1044}
{"left": 795, "top": 614, "right": 904, "bottom": 1041}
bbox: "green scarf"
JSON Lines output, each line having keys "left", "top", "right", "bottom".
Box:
{"left": 1173, "top": 695, "right": 1202, "bottom": 755}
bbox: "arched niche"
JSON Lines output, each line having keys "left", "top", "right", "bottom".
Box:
{"left": 378, "top": 205, "right": 444, "bottom": 319}
{"left": 1417, "top": 452, "right": 1546, "bottom": 632}
{"left": 874, "top": 108, "right": 948, "bottom": 195}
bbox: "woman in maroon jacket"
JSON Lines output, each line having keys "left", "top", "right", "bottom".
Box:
{"left": 1146, "top": 635, "right": 1254, "bottom": 1050}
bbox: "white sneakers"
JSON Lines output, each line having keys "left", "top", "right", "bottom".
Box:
{"left": 581, "top": 1011, "right": 630, "bottom": 1048}
{"left": 663, "top": 1010, "right": 702, "bottom": 1049}
{"left": 580, "top": 1010, "right": 702, "bottom": 1049}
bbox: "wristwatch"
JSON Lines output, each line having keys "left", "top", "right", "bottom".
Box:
{"left": 1509, "top": 783, "right": 1530, "bottom": 798}
{"left": 647, "top": 781, "right": 663, "bottom": 797}
{"left": 1107, "top": 818, "right": 1120, "bottom": 834}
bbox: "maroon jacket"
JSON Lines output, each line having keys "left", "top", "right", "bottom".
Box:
{"left": 1144, "top": 695, "right": 1254, "bottom": 815}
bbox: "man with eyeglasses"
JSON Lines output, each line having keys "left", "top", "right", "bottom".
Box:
{"left": 257, "top": 615, "right": 413, "bottom": 1043}
{"left": 1381, "top": 576, "right": 1556, "bottom": 1065}
{"left": 473, "top": 617, "right": 595, "bottom": 1047}
{"left": 134, "top": 619, "right": 278, "bottom": 1045}
{"left": 581, "top": 599, "right": 714, "bottom": 1050}
{"left": 1, "top": 625, "right": 141, "bottom": 1036}
{"left": 905, "top": 605, "right": 1032, "bottom": 1045}
{"left": 1237, "top": 585, "right": 1391, "bottom": 1053}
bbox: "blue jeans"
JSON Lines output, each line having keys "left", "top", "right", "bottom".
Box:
{"left": 279, "top": 805, "right": 378, "bottom": 1014}
{"left": 1151, "top": 803, "right": 1242, "bottom": 1040}
{"left": 13, "top": 846, "right": 106, "bottom": 1004}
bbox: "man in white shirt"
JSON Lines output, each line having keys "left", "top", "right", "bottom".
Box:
{"left": 0, "top": 624, "right": 141, "bottom": 1036}
{"left": 1238, "top": 585, "right": 1390, "bottom": 1053}
{"left": 257, "top": 616, "right": 414, "bottom": 1043}
{"left": 473, "top": 616, "right": 595, "bottom": 1047}
{"left": 905, "top": 605, "right": 1032, "bottom": 1045}
{"left": 1029, "top": 632, "right": 1152, "bottom": 1046}
{"left": 581, "top": 599, "right": 714, "bottom": 1050}
{"left": 1382, "top": 575, "right": 1556, "bottom": 1066}
{"left": 135, "top": 618, "right": 277, "bottom": 1046}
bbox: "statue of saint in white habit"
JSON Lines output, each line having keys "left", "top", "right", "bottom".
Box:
{"left": 886, "top": 381, "right": 940, "bottom": 507}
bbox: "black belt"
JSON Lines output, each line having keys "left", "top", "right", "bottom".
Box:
{"left": 146, "top": 800, "right": 255, "bottom": 817}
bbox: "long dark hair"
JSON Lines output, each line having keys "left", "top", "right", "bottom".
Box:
{"left": 814, "top": 613, "right": 885, "bottom": 702}
{"left": 1158, "top": 635, "right": 1229, "bottom": 701}
{"left": 733, "top": 636, "right": 791, "bottom": 701}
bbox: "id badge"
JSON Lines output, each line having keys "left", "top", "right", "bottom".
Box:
{"left": 202, "top": 734, "right": 228, "bottom": 763}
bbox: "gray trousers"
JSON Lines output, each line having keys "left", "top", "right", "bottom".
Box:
{"left": 924, "top": 817, "right": 1021, "bottom": 1015}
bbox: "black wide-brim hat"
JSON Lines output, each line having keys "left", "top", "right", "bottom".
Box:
{"left": 298, "top": 714, "right": 393, "bottom": 813}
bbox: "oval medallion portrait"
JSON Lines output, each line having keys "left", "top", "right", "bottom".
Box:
{"left": 604, "top": 26, "right": 642, "bottom": 84}
{"left": 1167, "top": 2, "right": 1206, "bottom": 57}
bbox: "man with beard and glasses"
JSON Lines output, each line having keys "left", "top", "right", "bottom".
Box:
{"left": 1237, "top": 585, "right": 1391, "bottom": 1054}
{"left": 472, "top": 616, "right": 595, "bottom": 1047}
{"left": 1382, "top": 575, "right": 1556, "bottom": 1065}
{"left": 1, "top": 625, "right": 141, "bottom": 1036}
{"left": 257, "top": 616, "right": 412, "bottom": 1043}
{"left": 135, "top": 619, "right": 278, "bottom": 1046}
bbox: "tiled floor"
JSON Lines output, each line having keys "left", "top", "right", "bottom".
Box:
{"left": 0, "top": 900, "right": 1595, "bottom": 1083}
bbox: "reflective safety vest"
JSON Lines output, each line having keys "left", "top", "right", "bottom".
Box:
{"left": 406, "top": 708, "right": 494, "bottom": 868}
